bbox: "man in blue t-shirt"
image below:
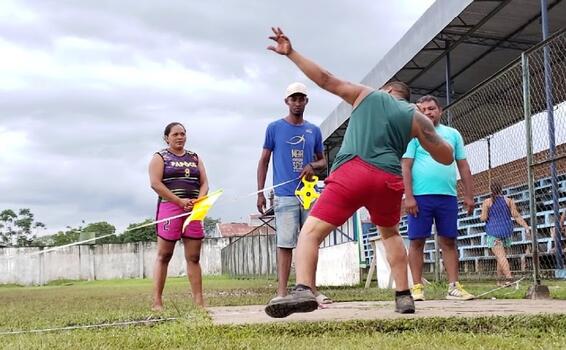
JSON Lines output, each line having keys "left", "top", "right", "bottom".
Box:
{"left": 257, "top": 82, "right": 328, "bottom": 305}
{"left": 402, "top": 95, "right": 475, "bottom": 301}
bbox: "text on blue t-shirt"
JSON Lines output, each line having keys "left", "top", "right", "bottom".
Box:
{"left": 263, "top": 118, "right": 323, "bottom": 196}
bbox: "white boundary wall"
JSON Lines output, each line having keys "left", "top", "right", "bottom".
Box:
{"left": 316, "top": 241, "right": 361, "bottom": 286}
{"left": 0, "top": 238, "right": 229, "bottom": 285}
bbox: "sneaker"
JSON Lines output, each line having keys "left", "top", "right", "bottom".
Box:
{"left": 395, "top": 294, "right": 416, "bottom": 314}
{"left": 411, "top": 283, "right": 425, "bottom": 301}
{"left": 264, "top": 285, "right": 318, "bottom": 318}
{"left": 446, "top": 282, "right": 475, "bottom": 300}
{"left": 268, "top": 295, "right": 285, "bottom": 303}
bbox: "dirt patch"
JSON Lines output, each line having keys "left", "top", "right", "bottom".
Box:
{"left": 208, "top": 299, "right": 566, "bottom": 325}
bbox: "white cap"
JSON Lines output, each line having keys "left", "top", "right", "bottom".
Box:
{"left": 285, "top": 82, "right": 308, "bottom": 98}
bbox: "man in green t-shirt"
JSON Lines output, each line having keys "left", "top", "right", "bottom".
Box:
{"left": 263, "top": 27, "right": 455, "bottom": 318}
{"left": 402, "top": 95, "right": 475, "bottom": 302}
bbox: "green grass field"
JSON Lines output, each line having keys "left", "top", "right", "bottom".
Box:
{"left": 1, "top": 276, "right": 566, "bottom": 349}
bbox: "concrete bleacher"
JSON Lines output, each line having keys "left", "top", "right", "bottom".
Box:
{"left": 361, "top": 174, "right": 566, "bottom": 275}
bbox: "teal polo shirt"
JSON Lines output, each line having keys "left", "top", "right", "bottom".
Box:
{"left": 402, "top": 124, "right": 466, "bottom": 196}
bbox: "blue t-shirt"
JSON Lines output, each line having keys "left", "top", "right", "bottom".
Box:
{"left": 263, "top": 118, "right": 323, "bottom": 196}
{"left": 402, "top": 124, "right": 466, "bottom": 196}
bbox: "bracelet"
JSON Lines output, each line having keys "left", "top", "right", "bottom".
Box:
{"left": 308, "top": 163, "right": 315, "bottom": 170}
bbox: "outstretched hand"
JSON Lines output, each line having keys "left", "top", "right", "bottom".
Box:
{"left": 267, "top": 27, "right": 293, "bottom": 55}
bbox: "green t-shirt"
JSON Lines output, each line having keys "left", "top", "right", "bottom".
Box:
{"left": 402, "top": 124, "right": 466, "bottom": 196}
{"left": 331, "top": 91, "right": 415, "bottom": 175}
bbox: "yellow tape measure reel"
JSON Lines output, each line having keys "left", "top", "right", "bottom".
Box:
{"left": 295, "top": 175, "right": 320, "bottom": 209}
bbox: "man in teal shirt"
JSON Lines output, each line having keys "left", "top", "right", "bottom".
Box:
{"left": 402, "top": 95, "right": 475, "bottom": 301}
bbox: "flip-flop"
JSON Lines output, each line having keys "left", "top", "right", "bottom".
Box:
{"left": 315, "top": 293, "right": 333, "bottom": 305}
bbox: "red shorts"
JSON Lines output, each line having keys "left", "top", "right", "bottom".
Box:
{"left": 310, "top": 157, "right": 404, "bottom": 227}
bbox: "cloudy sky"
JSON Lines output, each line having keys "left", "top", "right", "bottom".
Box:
{"left": 0, "top": 0, "right": 434, "bottom": 235}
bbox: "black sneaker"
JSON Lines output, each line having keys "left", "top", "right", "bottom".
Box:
{"left": 395, "top": 294, "right": 416, "bottom": 314}
{"left": 264, "top": 285, "right": 318, "bottom": 318}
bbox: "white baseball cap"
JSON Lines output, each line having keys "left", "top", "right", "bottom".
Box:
{"left": 285, "top": 82, "right": 308, "bottom": 98}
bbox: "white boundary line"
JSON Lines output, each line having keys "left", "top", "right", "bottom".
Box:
{"left": 476, "top": 277, "right": 527, "bottom": 298}
{"left": 0, "top": 317, "right": 179, "bottom": 335}
{"left": 245, "top": 177, "right": 300, "bottom": 196}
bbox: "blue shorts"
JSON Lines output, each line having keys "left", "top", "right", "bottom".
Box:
{"left": 407, "top": 195, "right": 458, "bottom": 240}
{"left": 274, "top": 196, "right": 309, "bottom": 248}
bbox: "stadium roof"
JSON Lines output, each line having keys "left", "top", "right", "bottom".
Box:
{"left": 322, "top": 0, "right": 566, "bottom": 155}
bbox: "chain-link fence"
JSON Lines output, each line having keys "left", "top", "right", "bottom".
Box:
{"left": 525, "top": 28, "right": 566, "bottom": 279}
{"left": 398, "top": 29, "right": 566, "bottom": 284}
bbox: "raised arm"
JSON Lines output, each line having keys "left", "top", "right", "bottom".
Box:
{"left": 267, "top": 27, "right": 371, "bottom": 107}
{"left": 410, "top": 111, "right": 454, "bottom": 165}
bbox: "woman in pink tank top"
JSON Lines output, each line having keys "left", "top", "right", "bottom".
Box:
{"left": 148, "top": 122, "right": 209, "bottom": 311}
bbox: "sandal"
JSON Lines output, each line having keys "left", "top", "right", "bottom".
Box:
{"left": 315, "top": 292, "right": 333, "bottom": 305}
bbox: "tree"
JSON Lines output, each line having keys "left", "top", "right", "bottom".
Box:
{"left": 0, "top": 209, "right": 16, "bottom": 246}
{"left": 120, "top": 219, "right": 157, "bottom": 243}
{"left": 0, "top": 209, "right": 46, "bottom": 247}
{"left": 81, "top": 221, "right": 119, "bottom": 244}
{"left": 52, "top": 227, "right": 82, "bottom": 246}
{"left": 31, "top": 221, "right": 86, "bottom": 247}
{"left": 32, "top": 221, "right": 117, "bottom": 247}
{"left": 204, "top": 217, "right": 221, "bottom": 237}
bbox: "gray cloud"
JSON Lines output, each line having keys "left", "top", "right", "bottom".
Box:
{"left": 1, "top": 0, "right": 434, "bottom": 234}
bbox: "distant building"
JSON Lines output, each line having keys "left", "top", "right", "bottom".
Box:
{"left": 216, "top": 223, "right": 256, "bottom": 238}
{"left": 216, "top": 208, "right": 276, "bottom": 239}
